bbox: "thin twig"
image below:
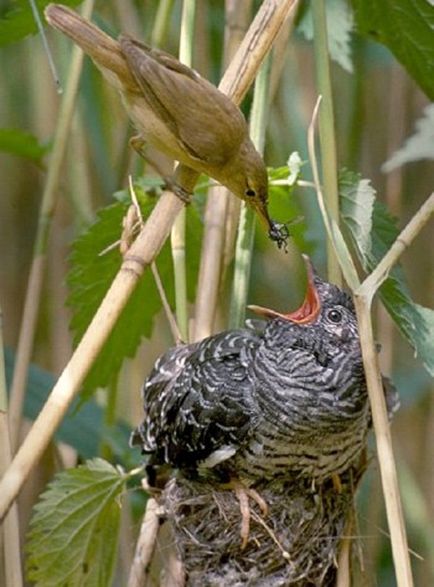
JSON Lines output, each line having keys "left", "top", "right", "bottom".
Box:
{"left": 335, "top": 511, "right": 353, "bottom": 587}
{"left": 353, "top": 298, "right": 414, "bottom": 587}
{"left": 128, "top": 177, "right": 183, "bottom": 344}
{"left": 311, "top": 0, "right": 341, "bottom": 286}
{"left": 0, "top": 308, "right": 23, "bottom": 587}
{"left": 151, "top": 263, "right": 183, "bottom": 345}
{"left": 29, "top": 0, "right": 62, "bottom": 92}
{"left": 192, "top": 186, "right": 229, "bottom": 341}
{"left": 127, "top": 496, "right": 161, "bottom": 587}
{"left": 358, "top": 192, "right": 434, "bottom": 301}
{"left": 307, "top": 96, "right": 360, "bottom": 290}
{"left": 169, "top": 0, "right": 196, "bottom": 343}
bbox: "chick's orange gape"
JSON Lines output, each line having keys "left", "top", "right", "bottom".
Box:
{"left": 45, "top": 4, "right": 289, "bottom": 249}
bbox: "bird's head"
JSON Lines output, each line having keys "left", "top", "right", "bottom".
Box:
{"left": 248, "top": 255, "right": 360, "bottom": 352}
{"left": 224, "top": 143, "right": 289, "bottom": 250}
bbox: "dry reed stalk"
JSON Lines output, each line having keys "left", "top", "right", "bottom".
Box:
{"left": 309, "top": 94, "right": 434, "bottom": 587}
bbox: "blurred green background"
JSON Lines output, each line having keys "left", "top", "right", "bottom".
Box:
{"left": 0, "top": 0, "right": 433, "bottom": 585}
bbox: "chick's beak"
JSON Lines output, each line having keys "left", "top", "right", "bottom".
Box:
{"left": 248, "top": 255, "right": 321, "bottom": 324}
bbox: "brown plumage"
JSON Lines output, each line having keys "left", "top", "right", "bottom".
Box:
{"left": 45, "top": 4, "right": 288, "bottom": 248}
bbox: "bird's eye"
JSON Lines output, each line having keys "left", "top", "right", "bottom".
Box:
{"left": 245, "top": 188, "right": 256, "bottom": 197}
{"left": 327, "top": 309, "right": 342, "bottom": 323}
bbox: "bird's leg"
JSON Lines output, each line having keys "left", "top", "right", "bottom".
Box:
{"left": 129, "top": 135, "right": 192, "bottom": 204}
{"left": 332, "top": 473, "right": 343, "bottom": 493}
{"left": 223, "top": 479, "right": 268, "bottom": 550}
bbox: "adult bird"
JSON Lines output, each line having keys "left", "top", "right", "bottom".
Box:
{"left": 45, "top": 4, "right": 288, "bottom": 248}
{"left": 131, "top": 256, "right": 371, "bottom": 546}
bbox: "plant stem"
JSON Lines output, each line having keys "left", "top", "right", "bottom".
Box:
{"left": 170, "top": 207, "right": 189, "bottom": 341}
{"left": 151, "top": 0, "right": 175, "bottom": 47}
{"left": 8, "top": 0, "right": 95, "bottom": 454}
{"left": 229, "top": 54, "right": 271, "bottom": 328}
{"left": 311, "top": 0, "right": 341, "bottom": 286}
{"left": 359, "top": 192, "right": 434, "bottom": 300}
{"left": 193, "top": 186, "right": 229, "bottom": 341}
{"left": 170, "top": 0, "right": 196, "bottom": 342}
{"left": 353, "top": 296, "right": 414, "bottom": 587}
{"left": 229, "top": 205, "right": 257, "bottom": 328}
{"left": 127, "top": 496, "right": 160, "bottom": 587}
{"left": 192, "top": 2, "right": 252, "bottom": 341}
{"left": 0, "top": 307, "right": 23, "bottom": 586}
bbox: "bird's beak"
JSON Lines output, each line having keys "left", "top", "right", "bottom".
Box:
{"left": 248, "top": 255, "right": 321, "bottom": 324}
{"left": 252, "top": 199, "right": 273, "bottom": 230}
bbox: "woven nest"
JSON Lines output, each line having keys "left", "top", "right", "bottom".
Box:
{"left": 160, "top": 468, "right": 362, "bottom": 586}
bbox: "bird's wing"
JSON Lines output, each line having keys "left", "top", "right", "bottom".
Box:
{"left": 133, "top": 330, "right": 258, "bottom": 470}
{"left": 119, "top": 36, "right": 246, "bottom": 165}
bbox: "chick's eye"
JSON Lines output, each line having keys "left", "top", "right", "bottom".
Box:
{"left": 327, "top": 309, "right": 342, "bottom": 323}
{"left": 245, "top": 188, "right": 256, "bottom": 197}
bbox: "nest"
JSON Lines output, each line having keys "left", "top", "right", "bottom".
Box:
{"left": 159, "top": 469, "right": 362, "bottom": 586}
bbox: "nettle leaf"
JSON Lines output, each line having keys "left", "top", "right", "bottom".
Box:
{"left": 26, "top": 459, "right": 126, "bottom": 586}
{"left": 330, "top": 218, "right": 360, "bottom": 290}
{"left": 352, "top": 0, "right": 434, "bottom": 100}
{"left": 0, "top": 0, "right": 82, "bottom": 46}
{"left": 0, "top": 128, "right": 49, "bottom": 163}
{"left": 298, "top": 0, "right": 354, "bottom": 73}
{"left": 67, "top": 191, "right": 201, "bottom": 396}
{"left": 382, "top": 104, "right": 434, "bottom": 172}
{"left": 340, "top": 169, "right": 375, "bottom": 259}
{"left": 340, "top": 170, "right": 434, "bottom": 375}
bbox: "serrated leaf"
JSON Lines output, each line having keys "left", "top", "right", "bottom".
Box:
{"left": 0, "top": 128, "right": 49, "bottom": 162}
{"left": 4, "top": 349, "right": 138, "bottom": 465}
{"left": 340, "top": 170, "right": 434, "bottom": 375}
{"left": 0, "top": 0, "right": 81, "bottom": 46}
{"left": 298, "top": 0, "right": 354, "bottom": 73}
{"left": 340, "top": 169, "right": 375, "bottom": 259}
{"left": 330, "top": 219, "right": 360, "bottom": 289}
{"left": 352, "top": 0, "right": 434, "bottom": 99}
{"left": 26, "top": 459, "right": 126, "bottom": 586}
{"left": 382, "top": 104, "right": 434, "bottom": 172}
{"left": 67, "top": 193, "right": 201, "bottom": 396}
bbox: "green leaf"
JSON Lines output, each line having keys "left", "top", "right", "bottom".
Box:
{"left": 4, "top": 349, "right": 137, "bottom": 464}
{"left": 298, "top": 0, "right": 354, "bottom": 73}
{"left": 67, "top": 190, "right": 201, "bottom": 396}
{"left": 352, "top": 0, "right": 434, "bottom": 100}
{"left": 340, "top": 170, "right": 434, "bottom": 376}
{"left": 340, "top": 169, "right": 375, "bottom": 260}
{"left": 0, "top": 0, "right": 82, "bottom": 46}
{"left": 330, "top": 219, "right": 360, "bottom": 289}
{"left": 0, "top": 128, "right": 49, "bottom": 163}
{"left": 382, "top": 104, "right": 434, "bottom": 172}
{"left": 26, "top": 459, "right": 126, "bottom": 586}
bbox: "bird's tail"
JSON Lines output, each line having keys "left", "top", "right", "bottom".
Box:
{"left": 45, "top": 4, "right": 137, "bottom": 92}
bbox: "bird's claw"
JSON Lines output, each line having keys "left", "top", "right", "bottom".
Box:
{"left": 129, "top": 135, "right": 191, "bottom": 203}
{"left": 162, "top": 179, "right": 192, "bottom": 204}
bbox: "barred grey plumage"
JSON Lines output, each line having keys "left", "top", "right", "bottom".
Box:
{"left": 131, "top": 259, "right": 370, "bottom": 486}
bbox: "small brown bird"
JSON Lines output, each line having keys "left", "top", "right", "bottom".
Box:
{"left": 45, "top": 4, "right": 288, "bottom": 248}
